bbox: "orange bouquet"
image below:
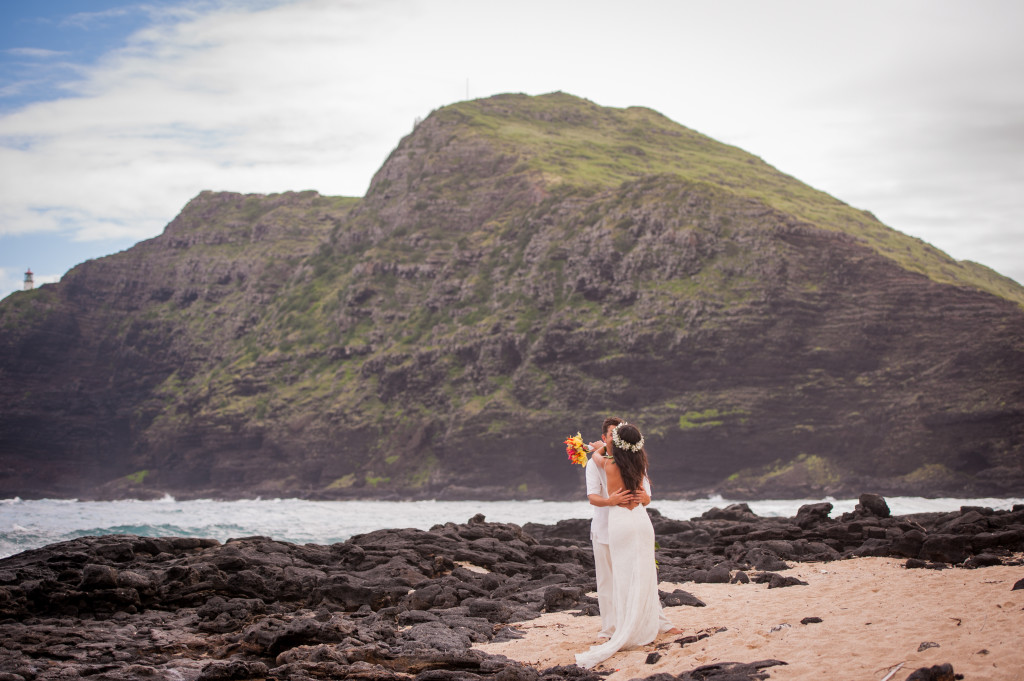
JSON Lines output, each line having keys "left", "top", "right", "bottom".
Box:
{"left": 563, "top": 432, "right": 590, "bottom": 467}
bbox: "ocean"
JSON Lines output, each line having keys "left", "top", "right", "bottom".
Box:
{"left": 2, "top": 495, "right": 1022, "bottom": 560}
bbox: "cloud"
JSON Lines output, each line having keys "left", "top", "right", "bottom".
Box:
{"left": 60, "top": 7, "right": 138, "bottom": 29}
{"left": 695, "top": 0, "right": 1024, "bottom": 285}
{"left": 57, "top": 2, "right": 206, "bottom": 31}
{"left": 786, "top": 39, "right": 1024, "bottom": 281}
{"left": 1, "top": 1, "right": 420, "bottom": 243}
{"left": 4, "top": 48, "right": 67, "bottom": 59}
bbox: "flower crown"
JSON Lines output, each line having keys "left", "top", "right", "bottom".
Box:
{"left": 612, "top": 423, "right": 644, "bottom": 453}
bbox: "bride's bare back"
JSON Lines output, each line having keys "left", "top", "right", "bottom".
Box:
{"left": 604, "top": 460, "right": 640, "bottom": 510}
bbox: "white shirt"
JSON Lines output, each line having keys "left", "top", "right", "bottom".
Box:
{"left": 587, "top": 456, "right": 652, "bottom": 545}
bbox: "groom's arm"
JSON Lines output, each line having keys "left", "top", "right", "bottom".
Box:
{"left": 591, "top": 489, "right": 631, "bottom": 507}
{"left": 585, "top": 458, "right": 604, "bottom": 506}
{"left": 586, "top": 457, "right": 628, "bottom": 506}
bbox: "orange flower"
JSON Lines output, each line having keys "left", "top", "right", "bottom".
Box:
{"left": 564, "top": 432, "right": 589, "bottom": 466}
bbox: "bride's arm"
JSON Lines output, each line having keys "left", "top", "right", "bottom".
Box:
{"left": 588, "top": 441, "right": 608, "bottom": 469}
{"left": 587, "top": 453, "right": 627, "bottom": 506}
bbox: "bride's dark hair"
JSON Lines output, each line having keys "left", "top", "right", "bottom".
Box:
{"left": 610, "top": 424, "right": 649, "bottom": 492}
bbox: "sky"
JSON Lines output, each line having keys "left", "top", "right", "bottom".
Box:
{"left": 2, "top": 0, "right": 1023, "bottom": 299}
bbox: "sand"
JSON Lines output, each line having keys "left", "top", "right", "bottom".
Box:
{"left": 475, "top": 557, "right": 1024, "bottom": 680}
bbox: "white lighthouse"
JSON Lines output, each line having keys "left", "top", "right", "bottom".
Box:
{"left": 23, "top": 268, "right": 34, "bottom": 291}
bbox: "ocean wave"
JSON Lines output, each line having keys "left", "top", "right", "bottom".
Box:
{"left": 1, "top": 496, "right": 1021, "bottom": 560}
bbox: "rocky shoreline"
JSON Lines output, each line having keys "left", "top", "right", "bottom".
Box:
{"left": 1, "top": 494, "right": 1022, "bottom": 681}
{"left": 76, "top": 479, "right": 1019, "bottom": 503}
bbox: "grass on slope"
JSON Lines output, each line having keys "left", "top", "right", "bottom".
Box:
{"left": 438, "top": 92, "right": 1024, "bottom": 306}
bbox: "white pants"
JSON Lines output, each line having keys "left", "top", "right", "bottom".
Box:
{"left": 593, "top": 538, "right": 674, "bottom": 639}
{"left": 592, "top": 539, "right": 616, "bottom": 638}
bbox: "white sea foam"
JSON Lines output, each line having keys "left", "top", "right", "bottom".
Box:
{"left": 1, "top": 496, "right": 1021, "bottom": 560}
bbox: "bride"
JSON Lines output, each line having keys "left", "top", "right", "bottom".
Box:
{"left": 575, "top": 422, "right": 679, "bottom": 669}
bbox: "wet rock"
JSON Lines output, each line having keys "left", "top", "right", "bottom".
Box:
{"left": 939, "top": 511, "right": 987, "bottom": 534}
{"left": 706, "top": 563, "right": 733, "bottom": 583}
{"left": 919, "top": 535, "right": 971, "bottom": 564}
{"left": 537, "top": 664, "right": 605, "bottom": 681}
{"left": 729, "top": 571, "right": 750, "bottom": 585}
{"left": 433, "top": 609, "right": 495, "bottom": 642}
{"left": 79, "top": 564, "right": 119, "bottom": 590}
{"left": 971, "top": 529, "right": 1024, "bottom": 551}
{"left": 659, "top": 589, "right": 706, "bottom": 608}
{"left": 399, "top": 609, "right": 441, "bottom": 625}
{"left": 962, "top": 553, "right": 1003, "bottom": 568}
{"left": 905, "top": 559, "right": 947, "bottom": 570}
{"left": 244, "top": 614, "right": 353, "bottom": 656}
{"left": 766, "top": 574, "right": 808, "bottom": 589}
{"left": 414, "top": 671, "right": 483, "bottom": 681}
{"left": 890, "top": 529, "right": 926, "bottom": 558}
{"left": 675, "top": 632, "right": 710, "bottom": 647}
{"left": 852, "top": 538, "right": 893, "bottom": 558}
{"left": 408, "top": 583, "right": 445, "bottom": 610}
{"left": 801, "top": 541, "right": 840, "bottom": 561}
{"left": 197, "top": 595, "right": 266, "bottom": 627}
{"left": 658, "top": 659, "right": 787, "bottom": 680}
{"left": 310, "top": 575, "right": 388, "bottom": 611}
{"left": 541, "top": 586, "right": 587, "bottom": 612}
{"left": 674, "top": 568, "right": 709, "bottom": 583}
{"left": 701, "top": 504, "right": 759, "bottom": 521}
{"left": 116, "top": 569, "right": 155, "bottom": 593}
{"left": 742, "top": 548, "right": 789, "bottom": 571}
{"left": 857, "top": 494, "right": 891, "bottom": 518}
{"left": 198, "top": 660, "right": 270, "bottom": 680}
{"left": 904, "top": 663, "right": 957, "bottom": 681}
{"left": 463, "top": 597, "right": 514, "bottom": 622}
{"left": 493, "top": 662, "right": 540, "bottom": 681}
{"left": 405, "top": 621, "right": 473, "bottom": 650}
{"left": 2, "top": 500, "right": 1021, "bottom": 681}
{"left": 794, "top": 502, "right": 833, "bottom": 529}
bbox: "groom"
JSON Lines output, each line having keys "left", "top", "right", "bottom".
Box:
{"left": 585, "top": 416, "right": 651, "bottom": 639}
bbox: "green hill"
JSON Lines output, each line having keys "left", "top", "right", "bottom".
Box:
{"left": 2, "top": 92, "right": 1023, "bottom": 500}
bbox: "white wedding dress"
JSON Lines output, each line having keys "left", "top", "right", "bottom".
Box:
{"left": 575, "top": 503, "right": 664, "bottom": 669}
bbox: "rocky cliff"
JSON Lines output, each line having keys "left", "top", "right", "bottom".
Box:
{"left": 2, "top": 92, "right": 1023, "bottom": 500}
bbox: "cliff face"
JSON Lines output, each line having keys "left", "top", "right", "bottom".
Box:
{"left": 2, "top": 92, "right": 1023, "bottom": 500}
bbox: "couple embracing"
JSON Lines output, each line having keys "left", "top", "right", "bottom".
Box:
{"left": 576, "top": 417, "right": 682, "bottom": 669}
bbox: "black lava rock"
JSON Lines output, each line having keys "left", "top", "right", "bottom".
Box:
{"left": 2, "top": 495, "right": 1021, "bottom": 680}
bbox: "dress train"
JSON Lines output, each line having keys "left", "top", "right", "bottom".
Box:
{"left": 575, "top": 504, "right": 665, "bottom": 669}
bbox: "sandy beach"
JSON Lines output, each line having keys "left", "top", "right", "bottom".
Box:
{"left": 476, "top": 557, "right": 1024, "bottom": 680}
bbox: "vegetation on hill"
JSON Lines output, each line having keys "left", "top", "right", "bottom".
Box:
{"left": 1, "top": 92, "right": 1022, "bottom": 500}
{"left": 419, "top": 94, "right": 1024, "bottom": 305}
